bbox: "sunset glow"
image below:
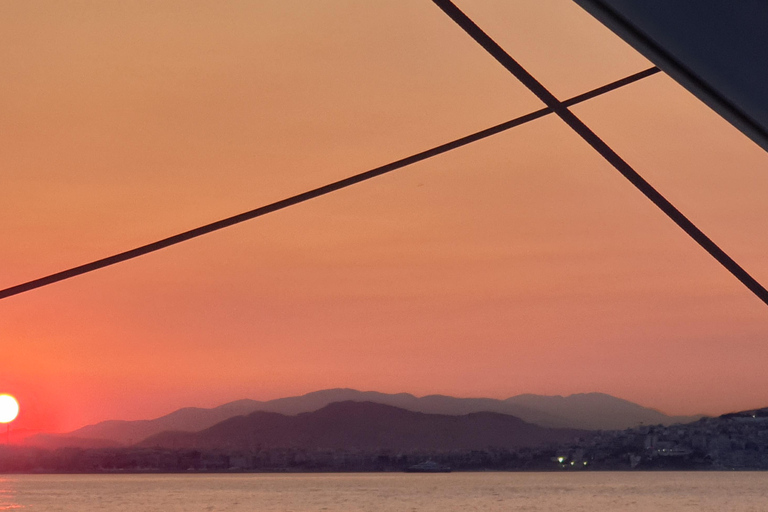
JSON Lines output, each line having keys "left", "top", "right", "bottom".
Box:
{"left": 1, "top": 1, "right": 767, "bottom": 433}
{"left": 0, "top": 395, "right": 19, "bottom": 424}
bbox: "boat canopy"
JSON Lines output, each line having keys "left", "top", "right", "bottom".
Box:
{"left": 574, "top": 0, "right": 768, "bottom": 153}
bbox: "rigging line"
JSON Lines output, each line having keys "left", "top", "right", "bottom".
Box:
{"left": 431, "top": 0, "right": 768, "bottom": 307}
{"left": 577, "top": 0, "right": 768, "bottom": 153}
{"left": 0, "top": 66, "right": 658, "bottom": 301}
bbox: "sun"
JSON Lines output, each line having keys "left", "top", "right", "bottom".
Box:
{"left": 0, "top": 394, "right": 19, "bottom": 423}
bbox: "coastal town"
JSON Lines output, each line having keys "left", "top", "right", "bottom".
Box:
{"left": 555, "top": 408, "right": 768, "bottom": 470}
{"left": 2, "top": 408, "right": 768, "bottom": 473}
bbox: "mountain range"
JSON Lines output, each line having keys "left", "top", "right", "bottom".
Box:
{"left": 139, "top": 401, "right": 587, "bottom": 452}
{"left": 27, "top": 388, "right": 699, "bottom": 448}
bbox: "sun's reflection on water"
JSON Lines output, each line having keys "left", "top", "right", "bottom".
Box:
{"left": 0, "top": 479, "right": 23, "bottom": 510}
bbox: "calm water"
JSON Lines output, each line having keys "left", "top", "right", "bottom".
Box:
{"left": 1, "top": 472, "right": 768, "bottom": 511}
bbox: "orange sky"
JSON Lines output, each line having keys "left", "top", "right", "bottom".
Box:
{"left": 2, "top": 1, "right": 767, "bottom": 433}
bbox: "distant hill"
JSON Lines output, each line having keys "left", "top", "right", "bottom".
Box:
{"left": 25, "top": 388, "right": 700, "bottom": 447}
{"left": 26, "top": 399, "right": 262, "bottom": 448}
{"left": 139, "top": 401, "right": 587, "bottom": 452}
{"left": 503, "top": 393, "right": 698, "bottom": 430}
{"left": 21, "top": 435, "right": 121, "bottom": 450}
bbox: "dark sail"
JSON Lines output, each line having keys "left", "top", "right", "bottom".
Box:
{"left": 574, "top": 0, "right": 768, "bottom": 153}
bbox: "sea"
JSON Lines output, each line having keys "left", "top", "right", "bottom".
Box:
{"left": 1, "top": 472, "right": 767, "bottom": 511}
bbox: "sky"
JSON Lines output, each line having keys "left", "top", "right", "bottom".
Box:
{"left": 2, "top": 0, "right": 767, "bottom": 434}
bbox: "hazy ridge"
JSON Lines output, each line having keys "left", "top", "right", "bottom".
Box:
{"left": 139, "top": 401, "right": 588, "bottom": 452}
{"left": 27, "top": 388, "right": 700, "bottom": 448}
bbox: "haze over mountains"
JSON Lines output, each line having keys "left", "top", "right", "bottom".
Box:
{"left": 139, "top": 401, "right": 587, "bottom": 452}
{"left": 27, "top": 389, "right": 699, "bottom": 448}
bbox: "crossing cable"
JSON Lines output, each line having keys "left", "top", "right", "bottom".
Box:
{"left": 0, "top": 67, "right": 659, "bottom": 301}
{"left": 432, "top": 0, "right": 768, "bottom": 307}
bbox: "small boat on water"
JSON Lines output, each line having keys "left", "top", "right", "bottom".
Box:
{"left": 406, "top": 460, "right": 451, "bottom": 473}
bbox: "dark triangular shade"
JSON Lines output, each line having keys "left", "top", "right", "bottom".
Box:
{"left": 574, "top": 0, "right": 768, "bottom": 153}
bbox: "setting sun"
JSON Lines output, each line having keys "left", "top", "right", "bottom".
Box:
{"left": 0, "top": 394, "right": 19, "bottom": 424}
